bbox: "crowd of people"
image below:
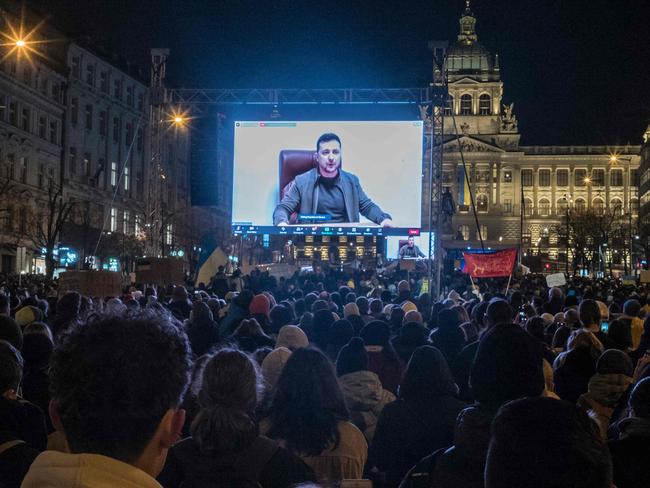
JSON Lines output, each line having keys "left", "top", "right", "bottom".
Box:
{"left": 1, "top": 268, "right": 650, "bottom": 488}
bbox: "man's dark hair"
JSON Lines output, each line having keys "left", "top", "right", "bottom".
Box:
{"left": 0, "top": 339, "right": 23, "bottom": 393}
{"left": 579, "top": 299, "right": 601, "bottom": 327}
{"left": 485, "top": 298, "right": 513, "bottom": 328}
{"left": 49, "top": 309, "right": 192, "bottom": 463}
{"left": 629, "top": 377, "right": 650, "bottom": 418}
{"left": 316, "top": 133, "right": 341, "bottom": 153}
{"left": 486, "top": 397, "right": 612, "bottom": 488}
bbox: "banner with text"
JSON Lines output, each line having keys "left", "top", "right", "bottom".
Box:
{"left": 462, "top": 249, "right": 517, "bottom": 278}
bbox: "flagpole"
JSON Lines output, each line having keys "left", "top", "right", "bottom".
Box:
{"left": 505, "top": 272, "right": 513, "bottom": 295}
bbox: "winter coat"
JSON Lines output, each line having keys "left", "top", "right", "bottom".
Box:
{"left": 158, "top": 435, "right": 315, "bottom": 488}
{"left": 608, "top": 417, "right": 650, "bottom": 488}
{"left": 369, "top": 395, "right": 465, "bottom": 487}
{"left": 22, "top": 451, "right": 161, "bottom": 488}
{"left": 338, "top": 370, "right": 396, "bottom": 443}
{"left": 553, "top": 347, "right": 597, "bottom": 403}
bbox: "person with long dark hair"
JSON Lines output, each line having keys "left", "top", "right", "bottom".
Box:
{"left": 369, "top": 346, "right": 465, "bottom": 486}
{"left": 158, "top": 349, "right": 314, "bottom": 487}
{"left": 264, "top": 347, "right": 367, "bottom": 484}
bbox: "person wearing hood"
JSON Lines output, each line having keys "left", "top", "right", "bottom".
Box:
{"left": 577, "top": 349, "right": 634, "bottom": 438}
{"left": 393, "top": 280, "right": 411, "bottom": 305}
{"left": 186, "top": 301, "right": 220, "bottom": 357}
{"left": 609, "top": 377, "right": 650, "bottom": 488}
{"left": 325, "top": 320, "right": 354, "bottom": 363}
{"left": 554, "top": 329, "right": 603, "bottom": 403}
{"left": 336, "top": 337, "right": 395, "bottom": 443}
{"left": 391, "top": 321, "right": 428, "bottom": 368}
{"left": 276, "top": 325, "right": 309, "bottom": 351}
{"left": 422, "top": 323, "right": 545, "bottom": 488}
{"left": 430, "top": 308, "right": 466, "bottom": 366}
{"left": 167, "top": 286, "right": 192, "bottom": 321}
{"left": 250, "top": 294, "right": 273, "bottom": 334}
{"left": 360, "top": 321, "right": 403, "bottom": 395}
{"left": 369, "top": 346, "right": 465, "bottom": 487}
{"left": 219, "top": 290, "right": 253, "bottom": 338}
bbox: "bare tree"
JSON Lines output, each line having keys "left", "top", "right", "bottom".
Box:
{"left": 29, "top": 179, "right": 75, "bottom": 279}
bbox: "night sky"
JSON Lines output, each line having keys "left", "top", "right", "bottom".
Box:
{"left": 28, "top": 0, "right": 650, "bottom": 146}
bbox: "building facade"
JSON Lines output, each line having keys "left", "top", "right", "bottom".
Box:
{"left": 438, "top": 3, "right": 640, "bottom": 273}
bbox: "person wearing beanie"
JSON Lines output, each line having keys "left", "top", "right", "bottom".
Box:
{"left": 167, "top": 286, "right": 192, "bottom": 320}
{"left": 0, "top": 316, "right": 23, "bottom": 350}
{"left": 485, "top": 397, "right": 612, "bottom": 488}
{"left": 343, "top": 303, "right": 360, "bottom": 319}
{"left": 269, "top": 305, "right": 294, "bottom": 335}
{"left": 186, "top": 301, "right": 220, "bottom": 357}
{"left": 609, "top": 377, "right": 650, "bottom": 488}
{"left": 577, "top": 349, "right": 634, "bottom": 438}
{"left": 325, "top": 320, "right": 354, "bottom": 363}
{"left": 20, "top": 332, "right": 54, "bottom": 432}
{"left": 336, "top": 337, "right": 395, "bottom": 444}
{"left": 261, "top": 346, "right": 292, "bottom": 392}
{"left": 430, "top": 323, "right": 545, "bottom": 488}
{"left": 402, "top": 310, "right": 423, "bottom": 326}
{"left": 219, "top": 289, "right": 254, "bottom": 338}
{"left": 360, "top": 321, "right": 403, "bottom": 395}
{"left": 311, "top": 309, "right": 336, "bottom": 351}
{"left": 276, "top": 325, "right": 309, "bottom": 351}
{"left": 392, "top": 322, "right": 428, "bottom": 367}
{"left": 249, "top": 294, "right": 273, "bottom": 334}
{"left": 401, "top": 301, "right": 418, "bottom": 315}
{"left": 430, "top": 308, "right": 466, "bottom": 366}
{"left": 370, "top": 346, "right": 465, "bottom": 487}
{"left": 14, "top": 306, "right": 43, "bottom": 329}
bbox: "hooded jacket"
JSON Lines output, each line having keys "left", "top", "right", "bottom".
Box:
{"left": 338, "top": 370, "right": 396, "bottom": 443}
{"left": 21, "top": 451, "right": 162, "bottom": 488}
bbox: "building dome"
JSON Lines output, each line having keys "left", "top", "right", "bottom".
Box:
{"left": 445, "top": 1, "right": 496, "bottom": 75}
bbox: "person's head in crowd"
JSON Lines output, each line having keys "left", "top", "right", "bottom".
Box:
{"left": 485, "top": 397, "right": 612, "bottom": 488}
{"left": 485, "top": 298, "right": 513, "bottom": 329}
{"left": 172, "top": 286, "right": 189, "bottom": 303}
{"left": 23, "top": 321, "right": 53, "bottom": 341}
{"left": 397, "top": 280, "right": 410, "bottom": 296}
{"left": 399, "top": 345, "right": 458, "bottom": 400}
{"left": 608, "top": 302, "right": 620, "bottom": 316}
{"left": 330, "top": 292, "right": 343, "bottom": 312}
{"left": 355, "top": 296, "right": 369, "bottom": 316}
{"left": 553, "top": 312, "right": 565, "bottom": 323}
{"left": 234, "top": 318, "right": 270, "bottom": 339}
{"left": 623, "top": 299, "right": 641, "bottom": 318}
{"left": 525, "top": 316, "right": 546, "bottom": 343}
{"left": 369, "top": 298, "right": 384, "bottom": 317}
{"left": 0, "top": 339, "right": 23, "bottom": 399}
{"left": 392, "top": 321, "right": 428, "bottom": 365}
{"left": 344, "top": 302, "right": 360, "bottom": 319}
{"left": 294, "top": 298, "right": 307, "bottom": 318}
{"left": 250, "top": 294, "right": 271, "bottom": 319}
{"left": 403, "top": 310, "right": 423, "bottom": 325}
{"left": 389, "top": 306, "right": 406, "bottom": 331}
{"left": 567, "top": 329, "right": 604, "bottom": 357}
{"left": 564, "top": 308, "right": 580, "bottom": 328}
{"left": 326, "top": 319, "right": 354, "bottom": 362}
{"left": 451, "top": 304, "right": 469, "bottom": 324}
{"left": 21, "top": 332, "right": 53, "bottom": 374}
{"left": 552, "top": 324, "right": 572, "bottom": 351}
{"left": 540, "top": 312, "right": 554, "bottom": 325}
{"left": 548, "top": 286, "right": 564, "bottom": 301}
{"left": 401, "top": 300, "right": 418, "bottom": 315}
{"left": 190, "top": 300, "right": 214, "bottom": 324}
{"left": 336, "top": 337, "right": 369, "bottom": 377}
{"left": 261, "top": 346, "right": 292, "bottom": 392}
{"left": 471, "top": 301, "right": 489, "bottom": 332}
{"left": 46, "top": 310, "right": 191, "bottom": 477}
{"left": 347, "top": 314, "right": 366, "bottom": 336}
{"left": 345, "top": 292, "right": 357, "bottom": 305}
{"left": 361, "top": 321, "right": 392, "bottom": 353}
{"left": 312, "top": 309, "right": 336, "bottom": 350}
{"left": 191, "top": 348, "right": 262, "bottom": 453}
{"left": 607, "top": 319, "right": 632, "bottom": 351}
{"left": 268, "top": 347, "right": 349, "bottom": 456}
{"left": 52, "top": 291, "right": 81, "bottom": 336}
{"left": 470, "top": 323, "right": 544, "bottom": 412}
{"left": 0, "top": 293, "right": 9, "bottom": 316}
{"left": 276, "top": 325, "right": 308, "bottom": 351}
{"left": 0, "top": 315, "right": 22, "bottom": 350}
{"left": 14, "top": 305, "right": 43, "bottom": 328}
{"left": 596, "top": 349, "right": 633, "bottom": 377}
{"left": 270, "top": 304, "right": 293, "bottom": 334}
{"left": 206, "top": 297, "right": 221, "bottom": 317}
{"left": 380, "top": 289, "right": 393, "bottom": 304}
{"left": 311, "top": 299, "right": 330, "bottom": 313}
{"left": 579, "top": 299, "right": 601, "bottom": 329}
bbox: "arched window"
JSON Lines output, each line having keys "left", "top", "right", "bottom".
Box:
{"left": 479, "top": 94, "right": 491, "bottom": 115}
{"left": 444, "top": 95, "right": 453, "bottom": 116}
{"left": 574, "top": 198, "right": 586, "bottom": 213}
{"left": 459, "top": 224, "right": 470, "bottom": 241}
{"left": 477, "top": 194, "right": 488, "bottom": 212}
{"left": 477, "top": 224, "right": 488, "bottom": 241}
{"left": 460, "top": 94, "right": 472, "bottom": 115}
{"left": 631, "top": 198, "right": 639, "bottom": 216}
{"left": 539, "top": 198, "right": 550, "bottom": 217}
{"left": 592, "top": 198, "right": 604, "bottom": 215}
{"left": 524, "top": 198, "right": 533, "bottom": 217}
{"left": 557, "top": 198, "right": 568, "bottom": 214}
{"left": 611, "top": 199, "right": 623, "bottom": 216}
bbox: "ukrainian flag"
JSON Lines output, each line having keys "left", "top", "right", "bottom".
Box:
{"left": 457, "top": 167, "right": 471, "bottom": 206}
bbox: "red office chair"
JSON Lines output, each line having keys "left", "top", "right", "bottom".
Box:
{"left": 279, "top": 150, "right": 316, "bottom": 224}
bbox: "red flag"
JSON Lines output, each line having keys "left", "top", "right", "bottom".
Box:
{"left": 462, "top": 249, "right": 517, "bottom": 278}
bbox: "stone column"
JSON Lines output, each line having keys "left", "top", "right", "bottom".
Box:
{"left": 533, "top": 167, "right": 539, "bottom": 217}
{"left": 605, "top": 167, "right": 611, "bottom": 212}
{"left": 551, "top": 166, "right": 557, "bottom": 215}
{"left": 624, "top": 162, "right": 630, "bottom": 209}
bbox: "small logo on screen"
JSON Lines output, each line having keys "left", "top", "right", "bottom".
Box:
{"left": 408, "top": 229, "right": 421, "bottom": 236}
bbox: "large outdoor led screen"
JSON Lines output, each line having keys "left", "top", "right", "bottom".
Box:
{"left": 232, "top": 120, "right": 423, "bottom": 236}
